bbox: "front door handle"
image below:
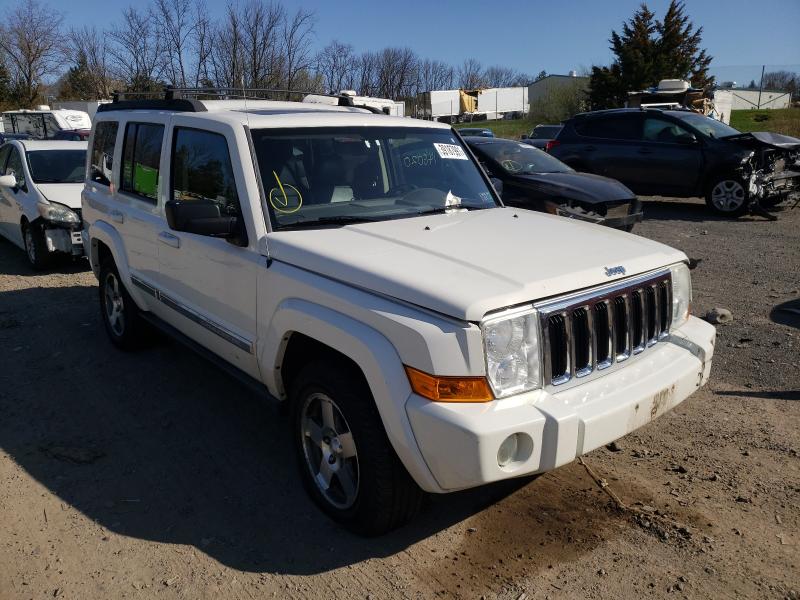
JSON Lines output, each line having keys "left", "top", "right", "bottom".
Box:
{"left": 109, "top": 209, "right": 124, "bottom": 223}
{"left": 158, "top": 231, "right": 181, "bottom": 248}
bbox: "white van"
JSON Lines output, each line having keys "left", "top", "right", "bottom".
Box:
{"left": 2, "top": 108, "right": 92, "bottom": 140}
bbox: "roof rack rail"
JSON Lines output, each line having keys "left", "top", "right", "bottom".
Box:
{"left": 97, "top": 86, "right": 356, "bottom": 114}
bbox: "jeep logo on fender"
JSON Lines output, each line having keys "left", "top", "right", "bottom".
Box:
{"left": 604, "top": 265, "right": 626, "bottom": 277}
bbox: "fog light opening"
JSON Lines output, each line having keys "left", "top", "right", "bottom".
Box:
{"left": 497, "top": 432, "right": 533, "bottom": 470}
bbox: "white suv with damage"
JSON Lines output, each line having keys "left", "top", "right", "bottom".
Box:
{"left": 81, "top": 93, "right": 715, "bottom": 535}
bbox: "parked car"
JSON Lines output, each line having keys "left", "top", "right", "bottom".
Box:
{"left": 81, "top": 94, "right": 715, "bottom": 535}
{"left": 52, "top": 129, "right": 92, "bottom": 141}
{"left": 0, "top": 140, "right": 87, "bottom": 268}
{"left": 465, "top": 137, "right": 642, "bottom": 231}
{"left": 548, "top": 108, "right": 800, "bottom": 216}
{"left": 521, "top": 124, "right": 562, "bottom": 149}
{"left": 458, "top": 127, "right": 494, "bottom": 137}
{"left": 0, "top": 132, "right": 31, "bottom": 144}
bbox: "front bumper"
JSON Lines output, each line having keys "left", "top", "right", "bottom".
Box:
{"left": 406, "top": 316, "right": 715, "bottom": 492}
{"left": 43, "top": 224, "right": 84, "bottom": 256}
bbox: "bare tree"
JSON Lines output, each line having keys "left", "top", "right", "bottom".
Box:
{"left": 315, "top": 40, "right": 357, "bottom": 94}
{"left": 418, "top": 58, "right": 454, "bottom": 93}
{"left": 356, "top": 52, "right": 378, "bottom": 96}
{"left": 282, "top": 7, "right": 315, "bottom": 93}
{"left": 0, "top": 0, "right": 66, "bottom": 106}
{"left": 375, "top": 47, "right": 418, "bottom": 99}
{"left": 154, "top": 0, "right": 196, "bottom": 87}
{"left": 68, "top": 26, "right": 115, "bottom": 99}
{"left": 458, "top": 58, "right": 484, "bottom": 89}
{"left": 483, "top": 65, "right": 517, "bottom": 87}
{"left": 192, "top": 0, "right": 214, "bottom": 86}
{"left": 209, "top": 4, "right": 245, "bottom": 89}
{"left": 242, "top": 0, "right": 284, "bottom": 88}
{"left": 108, "top": 6, "right": 165, "bottom": 90}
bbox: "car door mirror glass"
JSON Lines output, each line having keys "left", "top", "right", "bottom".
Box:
{"left": 165, "top": 199, "right": 244, "bottom": 244}
{"left": 676, "top": 133, "right": 697, "bottom": 145}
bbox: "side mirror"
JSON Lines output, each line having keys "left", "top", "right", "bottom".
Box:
{"left": 165, "top": 199, "right": 244, "bottom": 244}
{"left": 676, "top": 133, "right": 698, "bottom": 145}
{"left": 490, "top": 177, "right": 504, "bottom": 196}
{"left": 0, "top": 174, "right": 17, "bottom": 189}
{"left": 520, "top": 134, "right": 529, "bottom": 140}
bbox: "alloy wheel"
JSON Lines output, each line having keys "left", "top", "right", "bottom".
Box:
{"left": 104, "top": 272, "right": 126, "bottom": 336}
{"left": 24, "top": 226, "right": 36, "bottom": 265}
{"left": 711, "top": 179, "right": 746, "bottom": 212}
{"left": 300, "top": 392, "right": 359, "bottom": 509}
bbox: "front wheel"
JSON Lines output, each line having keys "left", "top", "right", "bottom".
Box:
{"left": 706, "top": 176, "right": 748, "bottom": 217}
{"left": 290, "top": 361, "right": 424, "bottom": 535}
{"left": 22, "top": 221, "right": 52, "bottom": 271}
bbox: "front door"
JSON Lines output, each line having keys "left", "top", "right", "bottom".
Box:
{"left": 0, "top": 146, "right": 31, "bottom": 247}
{"left": 153, "top": 124, "right": 260, "bottom": 379}
{"left": 629, "top": 117, "right": 704, "bottom": 195}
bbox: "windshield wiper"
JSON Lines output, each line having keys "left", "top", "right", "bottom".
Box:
{"left": 278, "top": 215, "right": 379, "bottom": 229}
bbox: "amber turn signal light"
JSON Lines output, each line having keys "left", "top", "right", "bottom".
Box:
{"left": 404, "top": 366, "right": 494, "bottom": 402}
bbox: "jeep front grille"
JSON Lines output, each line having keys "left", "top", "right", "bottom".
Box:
{"left": 537, "top": 271, "right": 672, "bottom": 388}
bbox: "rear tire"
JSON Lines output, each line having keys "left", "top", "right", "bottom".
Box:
{"left": 290, "top": 360, "right": 424, "bottom": 536}
{"left": 22, "top": 221, "right": 52, "bottom": 271}
{"left": 98, "top": 256, "right": 147, "bottom": 350}
{"left": 705, "top": 176, "right": 748, "bottom": 217}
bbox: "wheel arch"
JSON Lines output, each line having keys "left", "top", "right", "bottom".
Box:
{"left": 88, "top": 221, "right": 150, "bottom": 309}
{"left": 262, "top": 298, "right": 441, "bottom": 493}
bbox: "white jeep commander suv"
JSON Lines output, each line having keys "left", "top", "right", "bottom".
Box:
{"left": 81, "top": 93, "right": 715, "bottom": 535}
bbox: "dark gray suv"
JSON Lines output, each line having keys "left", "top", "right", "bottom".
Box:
{"left": 549, "top": 108, "right": 799, "bottom": 217}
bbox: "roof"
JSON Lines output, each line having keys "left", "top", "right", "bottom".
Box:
{"left": 95, "top": 99, "right": 451, "bottom": 130}
{"left": 18, "top": 140, "right": 88, "bottom": 151}
{"left": 571, "top": 107, "right": 695, "bottom": 119}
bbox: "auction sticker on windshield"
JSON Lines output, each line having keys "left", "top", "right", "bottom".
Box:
{"left": 433, "top": 143, "right": 468, "bottom": 160}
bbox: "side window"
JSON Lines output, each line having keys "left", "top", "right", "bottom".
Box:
{"left": 6, "top": 148, "right": 25, "bottom": 187}
{"left": 42, "top": 114, "right": 60, "bottom": 139}
{"left": 576, "top": 115, "right": 641, "bottom": 140}
{"left": 0, "top": 146, "right": 11, "bottom": 172}
{"left": 121, "top": 122, "right": 164, "bottom": 201}
{"left": 171, "top": 127, "right": 240, "bottom": 215}
{"left": 89, "top": 121, "right": 119, "bottom": 186}
{"left": 643, "top": 118, "right": 694, "bottom": 143}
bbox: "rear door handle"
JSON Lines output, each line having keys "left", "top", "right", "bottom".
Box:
{"left": 109, "top": 209, "right": 124, "bottom": 223}
{"left": 158, "top": 231, "right": 181, "bottom": 248}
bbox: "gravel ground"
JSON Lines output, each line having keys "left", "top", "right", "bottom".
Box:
{"left": 0, "top": 196, "right": 798, "bottom": 600}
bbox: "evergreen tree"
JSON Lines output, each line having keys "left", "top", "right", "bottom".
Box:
{"left": 58, "top": 51, "right": 94, "bottom": 100}
{"left": 589, "top": 1, "right": 714, "bottom": 109}
{"left": 747, "top": 79, "right": 757, "bottom": 89}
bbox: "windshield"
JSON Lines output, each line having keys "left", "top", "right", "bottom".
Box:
{"left": 251, "top": 126, "right": 499, "bottom": 229}
{"left": 477, "top": 140, "right": 572, "bottom": 174}
{"left": 674, "top": 112, "right": 740, "bottom": 139}
{"left": 26, "top": 150, "right": 86, "bottom": 183}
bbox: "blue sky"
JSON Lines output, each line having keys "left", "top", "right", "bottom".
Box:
{"left": 60, "top": 0, "right": 800, "bottom": 83}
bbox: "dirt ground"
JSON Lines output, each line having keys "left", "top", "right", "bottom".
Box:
{"left": 1, "top": 197, "right": 798, "bottom": 600}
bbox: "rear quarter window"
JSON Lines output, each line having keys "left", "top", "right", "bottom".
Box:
{"left": 121, "top": 122, "right": 164, "bottom": 202}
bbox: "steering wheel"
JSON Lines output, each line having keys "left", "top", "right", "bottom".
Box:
{"left": 501, "top": 159, "right": 523, "bottom": 173}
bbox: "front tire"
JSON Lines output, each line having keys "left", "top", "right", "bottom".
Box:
{"left": 706, "top": 176, "right": 748, "bottom": 217}
{"left": 290, "top": 361, "right": 424, "bottom": 535}
{"left": 98, "top": 257, "right": 147, "bottom": 350}
{"left": 22, "top": 221, "right": 52, "bottom": 271}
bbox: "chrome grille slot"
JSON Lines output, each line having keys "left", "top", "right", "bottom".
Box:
{"left": 593, "top": 301, "right": 612, "bottom": 369}
{"left": 547, "top": 313, "right": 570, "bottom": 384}
{"left": 613, "top": 295, "right": 629, "bottom": 360}
{"left": 537, "top": 270, "right": 673, "bottom": 389}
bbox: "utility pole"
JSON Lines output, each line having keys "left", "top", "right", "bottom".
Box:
{"left": 757, "top": 64, "right": 765, "bottom": 109}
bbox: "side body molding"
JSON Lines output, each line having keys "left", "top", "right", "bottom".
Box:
{"left": 261, "top": 298, "right": 441, "bottom": 493}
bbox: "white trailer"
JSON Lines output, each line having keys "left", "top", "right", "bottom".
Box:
{"left": 475, "top": 87, "right": 529, "bottom": 120}
{"left": 418, "top": 90, "right": 461, "bottom": 120}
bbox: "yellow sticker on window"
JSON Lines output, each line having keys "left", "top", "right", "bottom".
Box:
{"left": 269, "top": 171, "right": 303, "bottom": 214}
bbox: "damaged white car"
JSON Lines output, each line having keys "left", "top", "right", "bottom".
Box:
{"left": 0, "top": 140, "right": 86, "bottom": 269}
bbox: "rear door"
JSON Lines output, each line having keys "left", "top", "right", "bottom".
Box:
{"left": 629, "top": 116, "right": 704, "bottom": 195}
{"left": 152, "top": 122, "right": 260, "bottom": 378}
{"left": 0, "top": 144, "right": 13, "bottom": 242}
{"left": 571, "top": 114, "right": 643, "bottom": 187}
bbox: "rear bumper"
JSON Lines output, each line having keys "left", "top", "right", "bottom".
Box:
{"left": 406, "top": 316, "right": 715, "bottom": 492}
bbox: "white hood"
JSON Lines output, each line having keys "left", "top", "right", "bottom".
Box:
{"left": 269, "top": 207, "right": 686, "bottom": 321}
{"left": 37, "top": 183, "right": 83, "bottom": 210}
